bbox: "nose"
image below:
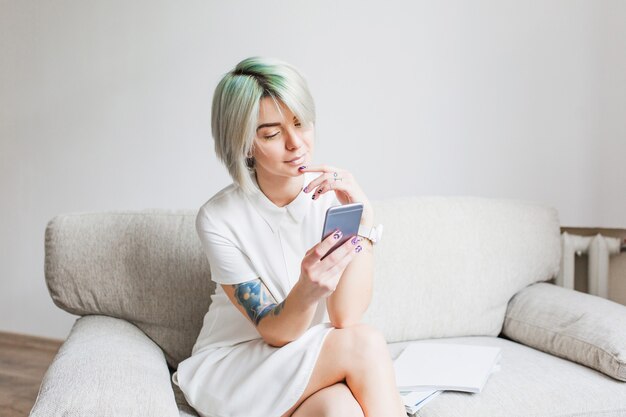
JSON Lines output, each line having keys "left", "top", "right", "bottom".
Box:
{"left": 285, "top": 127, "right": 304, "bottom": 151}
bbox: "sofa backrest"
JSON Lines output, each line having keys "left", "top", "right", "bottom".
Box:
{"left": 362, "top": 196, "right": 561, "bottom": 342}
{"left": 45, "top": 210, "right": 212, "bottom": 369}
{"left": 44, "top": 197, "right": 561, "bottom": 368}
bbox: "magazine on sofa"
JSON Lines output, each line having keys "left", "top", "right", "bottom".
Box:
{"left": 394, "top": 342, "right": 502, "bottom": 393}
{"left": 400, "top": 389, "right": 442, "bottom": 414}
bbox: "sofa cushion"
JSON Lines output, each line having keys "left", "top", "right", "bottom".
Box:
{"left": 30, "top": 315, "right": 180, "bottom": 417}
{"left": 388, "top": 336, "right": 626, "bottom": 417}
{"left": 363, "top": 196, "right": 561, "bottom": 342}
{"left": 502, "top": 282, "right": 626, "bottom": 381}
{"left": 44, "top": 211, "right": 213, "bottom": 368}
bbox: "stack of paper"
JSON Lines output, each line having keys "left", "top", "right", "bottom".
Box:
{"left": 400, "top": 389, "right": 442, "bottom": 415}
{"left": 394, "top": 342, "right": 502, "bottom": 414}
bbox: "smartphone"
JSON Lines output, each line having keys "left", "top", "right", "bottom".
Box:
{"left": 320, "top": 202, "right": 363, "bottom": 260}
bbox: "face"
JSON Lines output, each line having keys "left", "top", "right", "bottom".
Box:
{"left": 252, "top": 96, "right": 314, "bottom": 180}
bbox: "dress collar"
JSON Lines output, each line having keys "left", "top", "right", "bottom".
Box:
{"left": 247, "top": 171, "right": 313, "bottom": 233}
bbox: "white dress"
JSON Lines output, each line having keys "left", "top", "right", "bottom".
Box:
{"left": 172, "top": 171, "right": 341, "bottom": 417}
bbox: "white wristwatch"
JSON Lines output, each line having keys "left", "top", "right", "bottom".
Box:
{"left": 357, "top": 224, "right": 384, "bottom": 245}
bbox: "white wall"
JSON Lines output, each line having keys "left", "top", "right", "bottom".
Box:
{"left": 1, "top": 0, "right": 624, "bottom": 340}
{"left": 595, "top": 1, "right": 626, "bottom": 226}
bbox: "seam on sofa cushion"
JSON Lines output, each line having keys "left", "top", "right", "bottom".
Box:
{"left": 504, "top": 316, "right": 624, "bottom": 378}
{"left": 505, "top": 316, "right": 622, "bottom": 364}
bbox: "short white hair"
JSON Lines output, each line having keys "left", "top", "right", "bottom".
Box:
{"left": 211, "top": 57, "right": 316, "bottom": 194}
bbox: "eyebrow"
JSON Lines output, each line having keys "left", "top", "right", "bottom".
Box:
{"left": 256, "top": 116, "right": 298, "bottom": 132}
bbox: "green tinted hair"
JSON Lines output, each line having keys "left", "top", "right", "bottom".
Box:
{"left": 211, "top": 56, "right": 316, "bottom": 194}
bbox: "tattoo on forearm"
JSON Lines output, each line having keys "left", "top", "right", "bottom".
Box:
{"left": 233, "top": 280, "right": 286, "bottom": 326}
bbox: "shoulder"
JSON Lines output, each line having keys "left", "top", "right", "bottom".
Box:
{"left": 196, "top": 182, "right": 248, "bottom": 231}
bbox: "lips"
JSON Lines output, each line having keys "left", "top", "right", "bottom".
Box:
{"left": 285, "top": 154, "right": 306, "bottom": 163}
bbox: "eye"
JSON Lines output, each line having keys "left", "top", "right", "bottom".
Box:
{"left": 263, "top": 131, "right": 280, "bottom": 139}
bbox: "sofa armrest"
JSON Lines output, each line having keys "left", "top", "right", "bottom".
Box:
{"left": 30, "top": 315, "right": 180, "bottom": 417}
{"left": 502, "top": 282, "right": 626, "bottom": 381}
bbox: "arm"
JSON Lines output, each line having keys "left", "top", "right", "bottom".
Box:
{"left": 298, "top": 165, "right": 377, "bottom": 329}
{"left": 223, "top": 230, "right": 360, "bottom": 347}
{"left": 326, "top": 216, "right": 375, "bottom": 328}
{"left": 222, "top": 279, "right": 319, "bottom": 347}
{"left": 327, "top": 238, "right": 373, "bottom": 328}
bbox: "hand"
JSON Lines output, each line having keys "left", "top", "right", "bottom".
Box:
{"left": 299, "top": 165, "right": 374, "bottom": 225}
{"left": 297, "top": 229, "right": 363, "bottom": 302}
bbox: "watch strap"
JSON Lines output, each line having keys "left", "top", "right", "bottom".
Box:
{"left": 358, "top": 224, "right": 383, "bottom": 245}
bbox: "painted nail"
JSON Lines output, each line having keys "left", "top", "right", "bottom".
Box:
{"left": 311, "top": 194, "right": 316, "bottom": 200}
{"left": 333, "top": 230, "right": 342, "bottom": 240}
{"left": 355, "top": 245, "right": 363, "bottom": 253}
{"left": 317, "top": 188, "right": 323, "bottom": 194}
{"left": 303, "top": 186, "right": 308, "bottom": 192}
{"left": 298, "top": 166, "right": 307, "bottom": 170}
{"left": 351, "top": 236, "right": 362, "bottom": 245}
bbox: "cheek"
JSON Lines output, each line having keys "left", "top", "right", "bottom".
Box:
{"left": 256, "top": 142, "right": 282, "bottom": 160}
{"left": 304, "top": 133, "right": 315, "bottom": 149}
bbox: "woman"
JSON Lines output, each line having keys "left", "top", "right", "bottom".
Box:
{"left": 173, "top": 57, "right": 405, "bottom": 417}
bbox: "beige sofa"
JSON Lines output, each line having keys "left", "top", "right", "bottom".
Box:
{"left": 31, "top": 197, "right": 626, "bottom": 417}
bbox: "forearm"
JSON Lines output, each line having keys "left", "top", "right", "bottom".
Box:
{"left": 257, "top": 281, "right": 320, "bottom": 347}
{"left": 327, "top": 237, "right": 374, "bottom": 328}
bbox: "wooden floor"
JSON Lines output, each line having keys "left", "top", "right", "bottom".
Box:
{"left": 0, "top": 332, "right": 63, "bottom": 417}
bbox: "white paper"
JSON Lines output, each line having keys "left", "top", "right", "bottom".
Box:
{"left": 394, "top": 342, "right": 501, "bottom": 393}
{"left": 401, "top": 389, "right": 442, "bottom": 414}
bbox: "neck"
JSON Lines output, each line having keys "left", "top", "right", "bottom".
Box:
{"left": 254, "top": 170, "right": 304, "bottom": 208}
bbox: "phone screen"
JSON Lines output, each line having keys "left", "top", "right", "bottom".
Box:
{"left": 320, "top": 202, "right": 363, "bottom": 260}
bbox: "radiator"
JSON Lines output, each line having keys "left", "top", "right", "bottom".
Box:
{"left": 557, "top": 232, "right": 626, "bottom": 298}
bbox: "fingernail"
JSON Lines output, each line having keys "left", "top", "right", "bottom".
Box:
{"left": 351, "top": 236, "right": 361, "bottom": 245}
{"left": 317, "top": 189, "right": 323, "bottom": 194}
{"left": 303, "top": 186, "right": 308, "bottom": 192}
{"left": 311, "top": 194, "right": 316, "bottom": 200}
{"left": 333, "top": 230, "right": 342, "bottom": 240}
{"left": 355, "top": 245, "right": 362, "bottom": 253}
{"left": 298, "top": 166, "right": 307, "bottom": 170}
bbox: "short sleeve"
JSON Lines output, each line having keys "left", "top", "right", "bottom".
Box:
{"left": 195, "top": 207, "right": 258, "bottom": 285}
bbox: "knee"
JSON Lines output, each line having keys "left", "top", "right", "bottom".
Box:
{"left": 335, "top": 324, "right": 388, "bottom": 360}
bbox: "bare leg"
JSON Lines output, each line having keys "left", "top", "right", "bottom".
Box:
{"left": 291, "top": 382, "right": 363, "bottom": 417}
{"left": 281, "top": 324, "right": 406, "bottom": 417}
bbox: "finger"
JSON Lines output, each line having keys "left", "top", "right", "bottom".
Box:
{"left": 298, "top": 164, "right": 337, "bottom": 174}
{"left": 311, "top": 180, "right": 332, "bottom": 200}
{"left": 312, "top": 177, "right": 349, "bottom": 200}
{"left": 320, "top": 235, "right": 362, "bottom": 266}
{"left": 303, "top": 172, "right": 332, "bottom": 194}
{"left": 311, "top": 228, "right": 346, "bottom": 261}
{"left": 322, "top": 245, "right": 358, "bottom": 283}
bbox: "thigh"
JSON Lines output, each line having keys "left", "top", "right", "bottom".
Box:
{"left": 281, "top": 324, "right": 381, "bottom": 417}
{"left": 280, "top": 328, "right": 348, "bottom": 417}
{"left": 290, "top": 382, "right": 364, "bottom": 417}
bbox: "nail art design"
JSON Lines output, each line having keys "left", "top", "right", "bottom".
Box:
{"left": 351, "top": 236, "right": 361, "bottom": 245}
{"left": 303, "top": 186, "right": 308, "bottom": 192}
{"left": 355, "top": 245, "right": 363, "bottom": 253}
{"left": 317, "top": 188, "right": 323, "bottom": 194}
{"left": 298, "top": 166, "right": 307, "bottom": 170}
{"left": 311, "top": 194, "right": 316, "bottom": 200}
{"left": 333, "top": 230, "right": 342, "bottom": 240}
